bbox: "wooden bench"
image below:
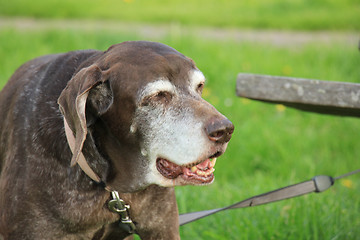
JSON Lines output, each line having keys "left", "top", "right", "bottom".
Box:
{"left": 236, "top": 73, "right": 360, "bottom": 118}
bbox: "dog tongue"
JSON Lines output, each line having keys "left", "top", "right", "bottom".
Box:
{"left": 195, "top": 159, "right": 211, "bottom": 170}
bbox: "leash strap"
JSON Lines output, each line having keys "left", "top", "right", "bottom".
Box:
{"left": 179, "top": 170, "right": 360, "bottom": 226}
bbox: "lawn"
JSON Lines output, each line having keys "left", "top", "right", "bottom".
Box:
{"left": 1, "top": 0, "right": 360, "bottom": 238}
{"left": 0, "top": 26, "right": 359, "bottom": 239}
{"left": 0, "top": 0, "right": 360, "bottom": 30}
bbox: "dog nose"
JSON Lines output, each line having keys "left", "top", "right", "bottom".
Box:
{"left": 205, "top": 118, "right": 234, "bottom": 143}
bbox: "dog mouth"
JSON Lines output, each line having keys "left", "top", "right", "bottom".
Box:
{"left": 156, "top": 152, "right": 222, "bottom": 184}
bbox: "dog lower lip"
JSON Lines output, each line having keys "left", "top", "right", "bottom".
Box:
{"left": 156, "top": 158, "right": 182, "bottom": 179}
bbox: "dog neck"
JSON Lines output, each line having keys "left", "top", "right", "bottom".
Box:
{"left": 63, "top": 118, "right": 136, "bottom": 233}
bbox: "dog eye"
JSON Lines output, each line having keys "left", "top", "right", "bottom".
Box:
{"left": 141, "top": 91, "right": 173, "bottom": 106}
{"left": 197, "top": 83, "right": 204, "bottom": 94}
{"left": 154, "top": 91, "right": 172, "bottom": 103}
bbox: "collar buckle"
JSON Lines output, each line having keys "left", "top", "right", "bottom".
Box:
{"left": 108, "top": 190, "right": 136, "bottom": 233}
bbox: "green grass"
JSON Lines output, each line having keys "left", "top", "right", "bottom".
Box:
{"left": 0, "top": 0, "right": 360, "bottom": 30}
{"left": 0, "top": 28, "right": 359, "bottom": 239}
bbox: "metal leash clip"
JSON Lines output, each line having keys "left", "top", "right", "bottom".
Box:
{"left": 108, "top": 190, "right": 136, "bottom": 233}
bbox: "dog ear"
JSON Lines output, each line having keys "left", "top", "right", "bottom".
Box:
{"left": 58, "top": 65, "right": 113, "bottom": 167}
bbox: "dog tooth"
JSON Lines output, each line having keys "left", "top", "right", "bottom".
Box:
{"left": 210, "top": 158, "right": 217, "bottom": 167}
{"left": 206, "top": 168, "right": 215, "bottom": 175}
{"left": 191, "top": 166, "right": 197, "bottom": 172}
{"left": 196, "top": 170, "right": 206, "bottom": 176}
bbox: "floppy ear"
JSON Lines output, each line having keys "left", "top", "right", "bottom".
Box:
{"left": 58, "top": 65, "right": 113, "bottom": 167}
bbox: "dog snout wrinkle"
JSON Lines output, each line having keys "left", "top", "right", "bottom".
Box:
{"left": 206, "top": 118, "right": 234, "bottom": 143}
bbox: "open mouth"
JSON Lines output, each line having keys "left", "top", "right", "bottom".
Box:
{"left": 156, "top": 152, "right": 221, "bottom": 184}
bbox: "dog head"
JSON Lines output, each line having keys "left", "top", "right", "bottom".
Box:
{"left": 58, "top": 41, "right": 234, "bottom": 192}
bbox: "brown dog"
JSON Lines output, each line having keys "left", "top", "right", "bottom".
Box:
{"left": 0, "top": 41, "right": 234, "bottom": 239}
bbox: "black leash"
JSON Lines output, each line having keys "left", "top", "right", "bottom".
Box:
{"left": 179, "top": 169, "right": 360, "bottom": 226}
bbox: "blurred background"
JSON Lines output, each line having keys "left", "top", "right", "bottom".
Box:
{"left": 0, "top": 0, "right": 359, "bottom": 239}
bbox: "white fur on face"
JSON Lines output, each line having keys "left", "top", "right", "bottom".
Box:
{"left": 133, "top": 73, "right": 212, "bottom": 187}
{"left": 143, "top": 105, "right": 208, "bottom": 186}
{"left": 137, "top": 79, "right": 176, "bottom": 103}
{"left": 189, "top": 70, "right": 206, "bottom": 93}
